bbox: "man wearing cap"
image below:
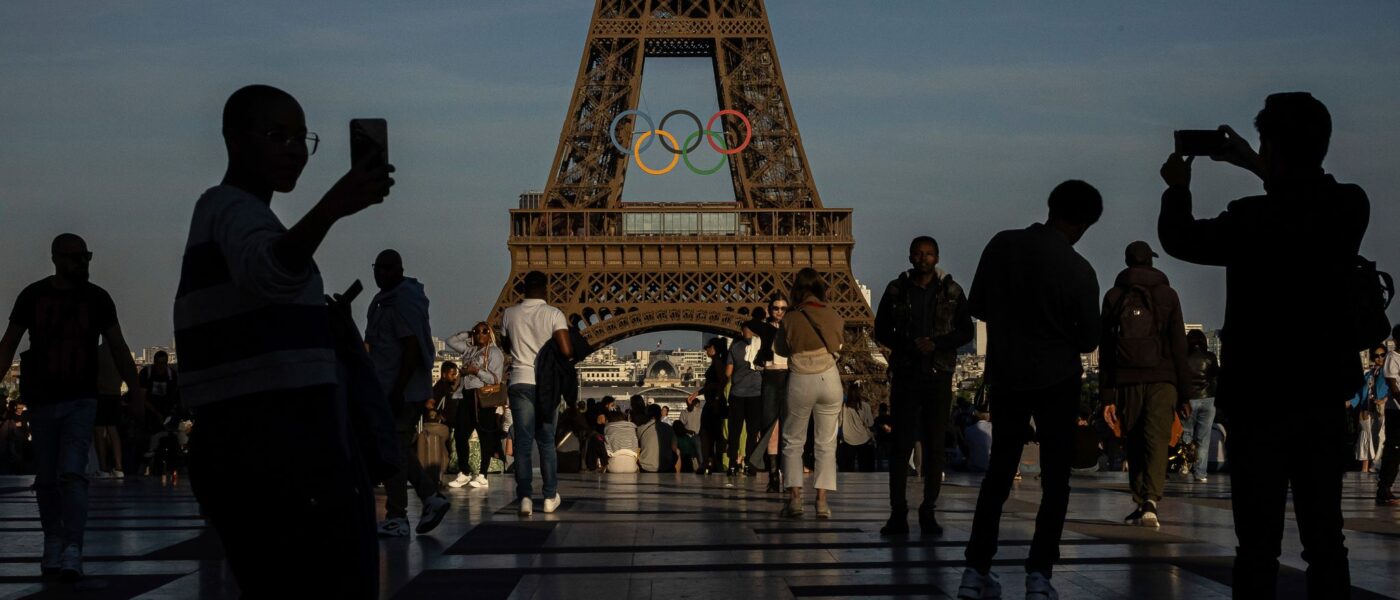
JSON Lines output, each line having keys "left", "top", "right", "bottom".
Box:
{"left": 500, "top": 271, "right": 572, "bottom": 516}
{"left": 874, "top": 236, "right": 973, "bottom": 537}
{"left": 1099, "top": 240, "right": 1189, "bottom": 529}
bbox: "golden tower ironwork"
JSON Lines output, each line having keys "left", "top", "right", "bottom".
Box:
{"left": 491, "top": 0, "right": 875, "bottom": 355}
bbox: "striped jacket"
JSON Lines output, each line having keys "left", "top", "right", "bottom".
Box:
{"left": 174, "top": 185, "right": 337, "bottom": 407}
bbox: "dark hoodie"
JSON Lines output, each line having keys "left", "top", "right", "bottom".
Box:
{"left": 1099, "top": 265, "right": 1189, "bottom": 405}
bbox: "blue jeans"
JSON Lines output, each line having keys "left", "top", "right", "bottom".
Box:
{"left": 508, "top": 384, "right": 557, "bottom": 500}
{"left": 1181, "top": 397, "right": 1216, "bottom": 478}
{"left": 30, "top": 398, "right": 97, "bottom": 547}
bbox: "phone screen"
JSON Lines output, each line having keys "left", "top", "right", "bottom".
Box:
{"left": 350, "top": 118, "right": 388, "bottom": 168}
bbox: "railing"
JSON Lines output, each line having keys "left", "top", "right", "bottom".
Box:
{"left": 507, "top": 206, "right": 853, "bottom": 242}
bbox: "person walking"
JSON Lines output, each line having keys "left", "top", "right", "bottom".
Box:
{"left": 500, "top": 271, "right": 572, "bottom": 516}
{"left": 1099, "top": 241, "right": 1190, "bottom": 528}
{"left": 0, "top": 233, "right": 143, "bottom": 582}
{"left": 1378, "top": 327, "right": 1400, "bottom": 506}
{"left": 874, "top": 235, "right": 973, "bottom": 536}
{"left": 755, "top": 296, "right": 790, "bottom": 492}
{"left": 366, "top": 249, "right": 450, "bottom": 537}
{"left": 726, "top": 320, "right": 765, "bottom": 476}
{"left": 776, "top": 268, "right": 845, "bottom": 519}
{"left": 959, "top": 180, "right": 1103, "bottom": 600}
{"left": 1159, "top": 93, "right": 1367, "bottom": 597}
{"left": 686, "top": 338, "right": 729, "bottom": 475}
{"left": 1182, "top": 330, "right": 1220, "bottom": 482}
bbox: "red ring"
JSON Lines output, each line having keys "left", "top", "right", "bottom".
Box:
{"left": 706, "top": 109, "right": 751, "bottom": 155}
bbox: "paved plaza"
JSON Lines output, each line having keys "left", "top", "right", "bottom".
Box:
{"left": 2, "top": 470, "right": 1398, "bottom": 599}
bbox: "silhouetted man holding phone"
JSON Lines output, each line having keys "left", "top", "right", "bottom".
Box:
{"left": 175, "top": 84, "right": 394, "bottom": 598}
{"left": 1159, "top": 92, "right": 1366, "bottom": 598}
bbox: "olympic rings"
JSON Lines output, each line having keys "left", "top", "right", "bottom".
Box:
{"left": 609, "top": 108, "right": 752, "bottom": 175}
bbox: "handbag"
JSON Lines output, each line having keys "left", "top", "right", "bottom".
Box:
{"left": 478, "top": 384, "right": 506, "bottom": 408}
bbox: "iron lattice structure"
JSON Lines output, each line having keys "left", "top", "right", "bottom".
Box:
{"left": 491, "top": 0, "right": 876, "bottom": 359}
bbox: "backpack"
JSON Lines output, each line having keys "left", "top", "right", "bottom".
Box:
{"left": 1109, "top": 284, "right": 1164, "bottom": 369}
{"left": 1351, "top": 255, "right": 1394, "bottom": 351}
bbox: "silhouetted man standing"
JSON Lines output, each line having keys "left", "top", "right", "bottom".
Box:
{"left": 175, "top": 84, "right": 393, "bottom": 598}
{"left": 1159, "top": 92, "right": 1365, "bottom": 598}
{"left": 959, "top": 181, "right": 1103, "bottom": 600}
{"left": 1099, "top": 241, "right": 1189, "bottom": 529}
{"left": 367, "top": 249, "right": 450, "bottom": 537}
{"left": 875, "top": 236, "right": 973, "bottom": 537}
{"left": 0, "top": 233, "right": 143, "bottom": 582}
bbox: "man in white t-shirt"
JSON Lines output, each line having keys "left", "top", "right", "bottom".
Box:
{"left": 500, "top": 271, "right": 572, "bottom": 516}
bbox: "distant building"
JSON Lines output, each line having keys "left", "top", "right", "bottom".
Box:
{"left": 858, "top": 281, "right": 872, "bottom": 309}
{"left": 974, "top": 319, "right": 988, "bottom": 356}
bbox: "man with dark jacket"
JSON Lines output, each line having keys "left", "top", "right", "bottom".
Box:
{"left": 875, "top": 236, "right": 973, "bottom": 536}
{"left": 1158, "top": 92, "right": 1365, "bottom": 598}
{"left": 1099, "top": 241, "right": 1189, "bottom": 529}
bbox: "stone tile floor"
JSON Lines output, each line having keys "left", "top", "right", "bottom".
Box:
{"left": 1, "top": 471, "right": 1397, "bottom": 598}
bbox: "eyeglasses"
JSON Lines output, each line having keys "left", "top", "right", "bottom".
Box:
{"left": 53, "top": 251, "right": 93, "bottom": 262}
{"left": 471, "top": 329, "right": 491, "bottom": 335}
{"left": 770, "top": 305, "right": 788, "bottom": 312}
{"left": 263, "top": 129, "right": 320, "bottom": 155}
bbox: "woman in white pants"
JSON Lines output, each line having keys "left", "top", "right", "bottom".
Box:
{"left": 776, "top": 268, "right": 846, "bottom": 519}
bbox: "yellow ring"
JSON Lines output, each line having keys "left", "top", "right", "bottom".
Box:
{"left": 634, "top": 130, "right": 680, "bottom": 175}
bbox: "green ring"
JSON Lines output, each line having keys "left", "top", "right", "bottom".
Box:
{"left": 683, "top": 130, "right": 728, "bottom": 175}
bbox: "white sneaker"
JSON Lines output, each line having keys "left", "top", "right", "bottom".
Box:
{"left": 377, "top": 517, "right": 410, "bottom": 537}
{"left": 41, "top": 536, "right": 64, "bottom": 577}
{"left": 59, "top": 544, "right": 82, "bottom": 582}
{"left": 519, "top": 497, "right": 533, "bottom": 516}
{"left": 543, "top": 494, "right": 562, "bottom": 513}
{"left": 1026, "top": 571, "right": 1057, "bottom": 600}
{"left": 1194, "top": 476, "right": 1208, "bottom": 483}
{"left": 448, "top": 472, "right": 472, "bottom": 488}
{"left": 957, "top": 567, "right": 1001, "bottom": 599}
{"left": 112, "top": 470, "right": 124, "bottom": 479}
{"left": 469, "top": 474, "right": 489, "bottom": 488}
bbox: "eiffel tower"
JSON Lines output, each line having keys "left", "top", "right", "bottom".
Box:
{"left": 491, "top": 0, "right": 876, "bottom": 363}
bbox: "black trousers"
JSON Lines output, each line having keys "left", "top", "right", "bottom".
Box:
{"left": 965, "top": 376, "right": 1078, "bottom": 575}
{"left": 888, "top": 373, "right": 953, "bottom": 513}
{"left": 761, "top": 371, "right": 789, "bottom": 470}
{"left": 384, "top": 402, "right": 437, "bottom": 520}
{"left": 837, "top": 441, "right": 875, "bottom": 471}
{"left": 1228, "top": 400, "right": 1351, "bottom": 599}
{"left": 455, "top": 391, "right": 501, "bottom": 475}
{"left": 190, "top": 386, "right": 377, "bottom": 599}
{"left": 1378, "top": 413, "right": 1400, "bottom": 499}
{"left": 705, "top": 408, "right": 728, "bottom": 469}
{"left": 727, "top": 394, "right": 763, "bottom": 465}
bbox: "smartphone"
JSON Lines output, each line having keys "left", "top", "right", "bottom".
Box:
{"left": 1174, "top": 129, "right": 1226, "bottom": 156}
{"left": 341, "top": 279, "right": 364, "bottom": 304}
{"left": 350, "top": 118, "right": 388, "bottom": 168}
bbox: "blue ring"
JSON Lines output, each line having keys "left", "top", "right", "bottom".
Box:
{"left": 609, "top": 110, "right": 655, "bottom": 156}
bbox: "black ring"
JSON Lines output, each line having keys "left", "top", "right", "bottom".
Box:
{"left": 658, "top": 109, "right": 704, "bottom": 154}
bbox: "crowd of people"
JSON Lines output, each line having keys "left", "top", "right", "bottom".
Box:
{"left": 0, "top": 84, "right": 1388, "bottom": 600}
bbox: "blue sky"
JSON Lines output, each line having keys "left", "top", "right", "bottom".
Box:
{"left": 2, "top": 1, "right": 1398, "bottom": 353}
